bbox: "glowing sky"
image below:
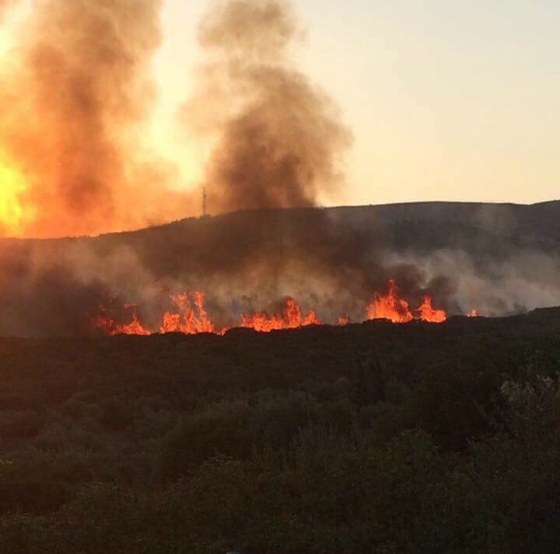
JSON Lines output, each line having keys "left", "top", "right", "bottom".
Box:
{"left": 4, "top": 0, "right": 560, "bottom": 207}
{"left": 159, "top": 0, "right": 560, "bottom": 206}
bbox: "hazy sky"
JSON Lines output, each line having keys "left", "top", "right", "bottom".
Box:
{"left": 155, "top": 0, "right": 560, "bottom": 207}
{"left": 4, "top": 0, "right": 560, "bottom": 207}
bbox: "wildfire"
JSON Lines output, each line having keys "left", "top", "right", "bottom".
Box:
{"left": 93, "top": 280, "right": 457, "bottom": 337}
{"left": 366, "top": 281, "right": 449, "bottom": 324}
{"left": 161, "top": 292, "right": 219, "bottom": 335}
{"left": 367, "top": 279, "right": 414, "bottom": 323}
{"left": 0, "top": 156, "right": 32, "bottom": 236}
{"left": 417, "top": 296, "right": 447, "bottom": 323}
{"left": 242, "top": 298, "right": 322, "bottom": 333}
{"left": 94, "top": 305, "right": 151, "bottom": 336}
{"left": 338, "top": 316, "right": 350, "bottom": 326}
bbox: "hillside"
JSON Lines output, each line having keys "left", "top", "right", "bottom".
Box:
{"left": 1, "top": 310, "right": 560, "bottom": 552}
{"left": 4, "top": 199, "right": 560, "bottom": 265}
{"left": 0, "top": 200, "right": 559, "bottom": 337}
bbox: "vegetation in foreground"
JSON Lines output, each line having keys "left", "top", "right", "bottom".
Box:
{"left": 1, "top": 310, "right": 560, "bottom": 553}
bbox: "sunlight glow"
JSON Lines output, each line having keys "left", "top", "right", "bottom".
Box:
{"left": 0, "top": 155, "right": 31, "bottom": 236}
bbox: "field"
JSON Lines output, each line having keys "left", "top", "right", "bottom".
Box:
{"left": 1, "top": 309, "right": 560, "bottom": 552}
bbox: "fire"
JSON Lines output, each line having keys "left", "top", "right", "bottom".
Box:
{"left": 0, "top": 156, "right": 33, "bottom": 236}
{"left": 94, "top": 305, "right": 151, "bottom": 336}
{"left": 417, "top": 296, "right": 447, "bottom": 323}
{"left": 161, "top": 292, "right": 219, "bottom": 335}
{"left": 338, "top": 316, "right": 350, "bottom": 326}
{"left": 93, "top": 281, "right": 455, "bottom": 337}
{"left": 367, "top": 279, "right": 414, "bottom": 324}
{"left": 242, "top": 298, "right": 322, "bottom": 333}
{"left": 467, "top": 310, "right": 479, "bottom": 318}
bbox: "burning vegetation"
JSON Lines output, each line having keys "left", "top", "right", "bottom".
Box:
{"left": 0, "top": 1, "right": 557, "bottom": 338}
{"left": 92, "top": 279, "right": 472, "bottom": 337}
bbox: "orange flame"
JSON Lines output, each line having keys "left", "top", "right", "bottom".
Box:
{"left": 366, "top": 279, "right": 414, "bottom": 324}
{"left": 242, "top": 298, "right": 322, "bottom": 333}
{"left": 94, "top": 305, "right": 151, "bottom": 336}
{"left": 337, "top": 316, "right": 349, "bottom": 326}
{"left": 161, "top": 292, "right": 219, "bottom": 335}
{"left": 467, "top": 310, "right": 479, "bottom": 318}
{"left": 417, "top": 295, "right": 447, "bottom": 323}
{"left": 93, "top": 281, "right": 458, "bottom": 337}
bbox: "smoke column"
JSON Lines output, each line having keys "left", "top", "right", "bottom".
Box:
{"left": 184, "top": 0, "right": 352, "bottom": 213}
{"left": 0, "top": 0, "right": 191, "bottom": 238}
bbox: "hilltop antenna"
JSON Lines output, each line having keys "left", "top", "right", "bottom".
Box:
{"left": 202, "top": 185, "right": 208, "bottom": 217}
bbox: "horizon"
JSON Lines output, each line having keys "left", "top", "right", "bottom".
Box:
{"left": 0, "top": 1, "right": 559, "bottom": 238}
{"left": 0, "top": 198, "right": 558, "bottom": 243}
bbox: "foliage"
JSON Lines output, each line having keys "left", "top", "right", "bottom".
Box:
{"left": 1, "top": 311, "right": 560, "bottom": 552}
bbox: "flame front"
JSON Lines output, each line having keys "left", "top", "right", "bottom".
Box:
{"left": 366, "top": 279, "right": 414, "bottom": 324}
{"left": 161, "top": 292, "right": 218, "bottom": 335}
{"left": 242, "top": 298, "right": 322, "bottom": 333}
{"left": 417, "top": 296, "right": 447, "bottom": 323}
{"left": 94, "top": 305, "right": 151, "bottom": 336}
{"left": 93, "top": 280, "right": 459, "bottom": 337}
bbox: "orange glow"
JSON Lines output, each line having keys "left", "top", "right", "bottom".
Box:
{"left": 161, "top": 292, "right": 219, "bottom": 335}
{"left": 94, "top": 305, "right": 151, "bottom": 336}
{"left": 338, "top": 316, "right": 350, "bottom": 326}
{"left": 366, "top": 279, "right": 414, "bottom": 324}
{"left": 467, "top": 310, "right": 479, "bottom": 318}
{"left": 242, "top": 298, "right": 322, "bottom": 333}
{"left": 417, "top": 295, "right": 447, "bottom": 323}
{"left": 0, "top": 156, "right": 33, "bottom": 236}
{"left": 92, "top": 282, "right": 461, "bottom": 337}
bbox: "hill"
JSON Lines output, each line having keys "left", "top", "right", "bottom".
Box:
{"left": 1, "top": 311, "right": 560, "bottom": 552}
{"left": 8, "top": 199, "right": 560, "bottom": 254}
{"left": 0, "top": 200, "right": 560, "bottom": 336}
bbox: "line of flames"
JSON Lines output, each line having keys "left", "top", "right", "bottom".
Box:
{"left": 94, "top": 279, "right": 480, "bottom": 337}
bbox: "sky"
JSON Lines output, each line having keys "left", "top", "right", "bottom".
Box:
{"left": 4, "top": 0, "right": 560, "bottom": 208}
{"left": 155, "top": 0, "right": 560, "bottom": 207}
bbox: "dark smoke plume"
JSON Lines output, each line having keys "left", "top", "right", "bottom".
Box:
{"left": 184, "top": 0, "right": 352, "bottom": 213}
{"left": 0, "top": 0, "right": 192, "bottom": 238}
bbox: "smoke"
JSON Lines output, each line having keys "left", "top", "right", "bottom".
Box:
{"left": 0, "top": 0, "right": 193, "bottom": 238}
{"left": 2, "top": 201, "right": 560, "bottom": 337}
{"left": 183, "top": 0, "right": 352, "bottom": 213}
{"left": 0, "top": 0, "right": 349, "bottom": 238}
{"left": 0, "top": 0, "right": 558, "bottom": 337}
